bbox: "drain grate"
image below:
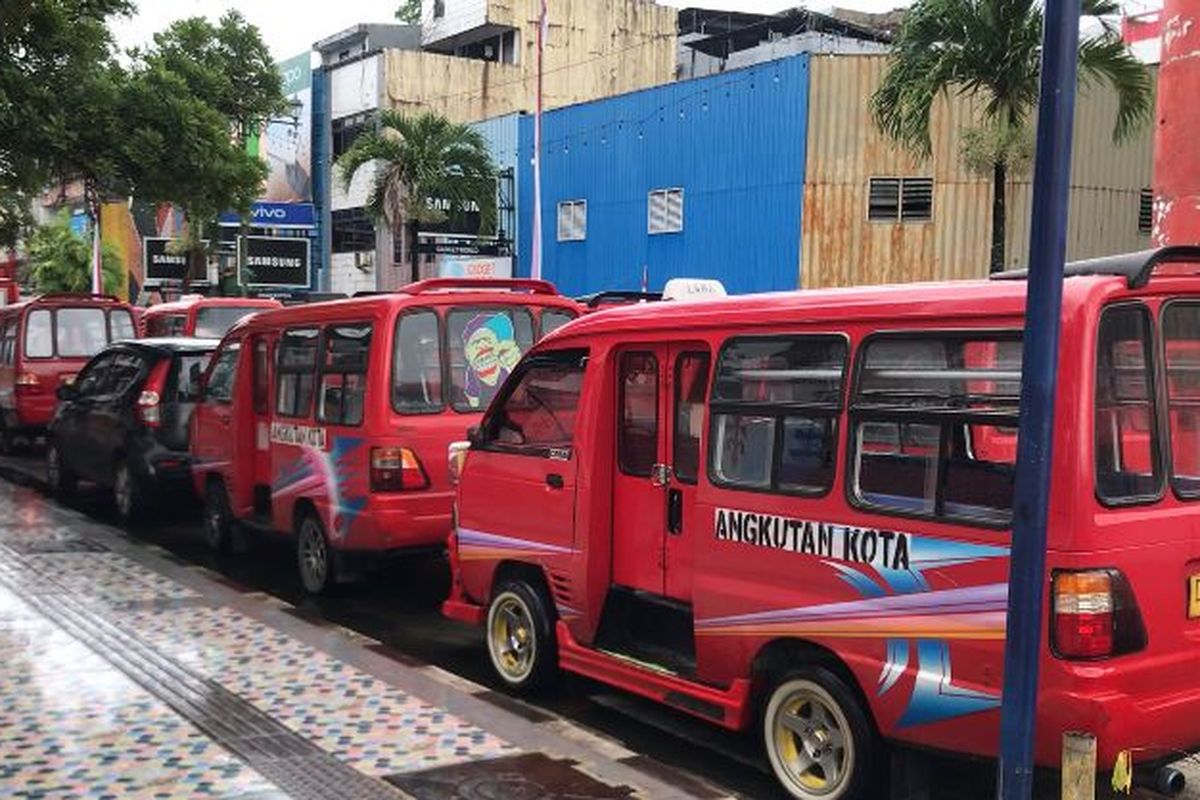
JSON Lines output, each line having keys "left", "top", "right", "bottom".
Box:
{"left": 387, "top": 753, "right": 636, "bottom": 799}
{"left": 0, "top": 551, "right": 403, "bottom": 800}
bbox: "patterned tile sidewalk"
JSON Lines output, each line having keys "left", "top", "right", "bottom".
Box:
{"left": 0, "top": 480, "right": 715, "bottom": 800}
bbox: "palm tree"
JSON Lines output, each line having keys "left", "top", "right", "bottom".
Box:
{"left": 337, "top": 110, "right": 498, "bottom": 285}
{"left": 28, "top": 210, "right": 122, "bottom": 295}
{"left": 871, "top": 0, "right": 1152, "bottom": 273}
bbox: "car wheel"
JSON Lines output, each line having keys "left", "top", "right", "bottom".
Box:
{"left": 46, "top": 441, "right": 76, "bottom": 500}
{"left": 296, "top": 513, "right": 333, "bottom": 594}
{"left": 112, "top": 460, "right": 143, "bottom": 525}
{"left": 762, "top": 668, "right": 879, "bottom": 800}
{"left": 203, "top": 480, "right": 234, "bottom": 553}
{"left": 485, "top": 579, "right": 558, "bottom": 693}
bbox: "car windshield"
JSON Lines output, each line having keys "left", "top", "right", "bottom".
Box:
{"left": 194, "top": 306, "right": 266, "bottom": 338}
{"left": 56, "top": 308, "right": 110, "bottom": 358}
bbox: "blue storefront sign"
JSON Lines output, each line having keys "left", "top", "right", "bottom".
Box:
{"left": 218, "top": 202, "right": 316, "bottom": 229}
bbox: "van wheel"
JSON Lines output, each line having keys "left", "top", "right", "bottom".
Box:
{"left": 112, "top": 460, "right": 143, "bottom": 524}
{"left": 203, "top": 480, "right": 234, "bottom": 553}
{"left": 46, "top": 441, "right": 76, "bottom": 500}
{"left": 763, "top": 668, "right": 878, "bottom": 800}
{"left": 486, "top": 580, "right": 558, "bottom": 693}
{"left": 296, "top": 513, "right": 332, "bottom": 594}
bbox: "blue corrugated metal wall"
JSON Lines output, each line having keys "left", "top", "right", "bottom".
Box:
{"left": 518, "top": 55, "right": 810, "bottom": 296}
{"left": 471, "top": 113, "right": 521, "bottom": 250}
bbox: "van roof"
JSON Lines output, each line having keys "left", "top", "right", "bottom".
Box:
{"left": 224, "top": 282, "right": 581, "bottom": 338}
{"left": 0, "top": 293, "right": 131, "bottom": 314}
{"left": 142, "top": 297, "right": 283, "bottom": 316}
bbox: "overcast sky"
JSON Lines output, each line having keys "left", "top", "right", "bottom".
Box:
{"left": 109, "top": 0, "right": 913, "bottom": 61}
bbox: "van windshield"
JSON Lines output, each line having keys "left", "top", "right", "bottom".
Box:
{"left": 195, "top": 306, "right": 265, "bottom": 338}
{"left": 446, "top": 308, "right": 535, "bottom": 411}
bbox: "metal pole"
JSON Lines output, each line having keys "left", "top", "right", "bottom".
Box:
{"left": 995, "top": 0, "right": 1080, "bottom": 795}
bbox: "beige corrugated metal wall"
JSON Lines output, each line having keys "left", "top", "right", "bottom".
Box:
{"left": 802, "top": 55, "right": 1154, "bottom": 289}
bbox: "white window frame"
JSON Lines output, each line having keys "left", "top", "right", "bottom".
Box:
{"left": 557, "top": 200, "right": 588, "bottom": 242}
{"left": 648, "top": 188, "right": 685, "bottom": 235}
{"left": 867, "top": 176, "right": 933, "bottom": 223}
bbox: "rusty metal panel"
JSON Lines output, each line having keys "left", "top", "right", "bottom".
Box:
{"left": 802, "top": 55, "right": 1154, "bottom": 289}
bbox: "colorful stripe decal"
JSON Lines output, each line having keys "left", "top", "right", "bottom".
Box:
{"left": 455, "top": 528, "right": 577, "bottom": 562}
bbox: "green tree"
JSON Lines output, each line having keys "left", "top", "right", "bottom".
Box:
{"left": 871, "top": 0, "right": 1152, "bottom": 273}
{"left": 396, "top": 0, "right": 423, "bottom": 23}
{"left": 28, "top": 211, "right": 122, "bottom": 294}
{"left": 338, "top": 111, "right": 497, "bottom": 284}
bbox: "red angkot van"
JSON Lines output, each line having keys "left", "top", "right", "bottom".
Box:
{"left": 141, "top": 296, "right": 283, "bottom": 339}
{"left": 190, "top": 278, "right": 580, "bottom": 594}
{"left": 0, "top": 293, "right": 138, "bottom": 452}
{"left": 445, "top": 249, "right": 1200, "bottom": 799}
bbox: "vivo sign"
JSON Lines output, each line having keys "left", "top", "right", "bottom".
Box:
{"left": 218, "top": 202, "right": 315, "bottom": 229}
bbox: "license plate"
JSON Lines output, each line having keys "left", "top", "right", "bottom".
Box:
{"left": 1189, "top": 575, "right": 1200, "bottom": 619}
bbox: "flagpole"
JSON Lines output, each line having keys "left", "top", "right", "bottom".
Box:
{"left": 531, "top": 0, "right": 546, "bottom": 280}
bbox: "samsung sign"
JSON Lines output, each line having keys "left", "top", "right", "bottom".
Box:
{"left": 240, "top": 236, "right": 311, "bottom": 289}
{"left": 144, "top": 238, "right": 211, "bottom": 285}
{"left": 218, "top": 202, "right": 315, "bottom": 229}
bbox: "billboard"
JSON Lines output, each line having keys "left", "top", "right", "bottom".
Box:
{"left": 143, "top": 237, "right": 211, "bottom": 285}
{"left": 259, "top": 53, "right": 312, "bottom": 203}
{"left": 240, "top": 236, "right": 311, "bottom": 288}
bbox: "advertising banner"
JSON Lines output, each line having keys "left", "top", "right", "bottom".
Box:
{"left": 143, "top": 237, "right": 211, "bottom": 285}
{"left": 240, "top": 236, "right": 311, "bottom": 288}
{"left": 439, "top": 256, "right": 513, "bottom": 280}
{"left": 217, "top": 202, "right": 316, "bottom": 229}
{"left": 261, "top": 52, "right": 312, "bottom": 203}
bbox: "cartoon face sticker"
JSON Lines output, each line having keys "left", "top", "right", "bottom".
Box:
{"left": 463, "top": 313, "right": 522, "bottom": 408}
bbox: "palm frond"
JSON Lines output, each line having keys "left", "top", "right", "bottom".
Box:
{"left": 1078, "top": 33, "right": 1153, "bottom": 143}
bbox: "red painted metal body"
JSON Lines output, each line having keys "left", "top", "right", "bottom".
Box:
{"left": 141, "top": 296, "right": 283, "bottom": 338}
{"left": 447, "top": 272, "right": 1200, "bottom": 770}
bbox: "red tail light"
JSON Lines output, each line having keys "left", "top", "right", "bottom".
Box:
{"left": 15, "top": 372, "right": 40, "bottom": 394}
{"left": 370, "top": 446, "right": 429, "bottom": 492}
{"left": 137, "top": 360, "right": 171, "bottom": 428}
{"left": 1052, "top": 569, "right": 1146, "bottom": 660}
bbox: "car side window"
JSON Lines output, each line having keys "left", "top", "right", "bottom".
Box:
{"left": 206, "top": 344, "right": 241, "bottom": 405}
{"left": 105, "top": 353, "right": 146, "bottom": 397}
{"left": 74, "top": 354, "right": 116, "bottom": 398}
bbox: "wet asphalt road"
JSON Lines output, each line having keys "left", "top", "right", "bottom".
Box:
{"left": 0, "top": 448, "right": 1191, "bottom": 800}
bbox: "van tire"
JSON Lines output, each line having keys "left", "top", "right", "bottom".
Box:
{"left": 296, "top": 513, "right": 333, "bottom": 595}
{"left": 203, "top": 480, "right": 234, "bottom": 553}
{"left": 46, "top": 440, "right": 76, "bottom": 500}
{"left": 762, "top": 667, "right": 879, "bottom": 800}
{"left": 112, "top": 459, "right": 145, "bottom": 525}
{"left": 485, "top": 580, "right": 558, "bottom": 694}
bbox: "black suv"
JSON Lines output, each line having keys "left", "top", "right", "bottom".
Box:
{"left": 47, "top": 338, "right": 218, "bottom": 522}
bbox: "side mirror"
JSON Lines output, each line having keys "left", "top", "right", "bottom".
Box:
{"left": 56, "top": 384, "right": 78, "bottom": 402}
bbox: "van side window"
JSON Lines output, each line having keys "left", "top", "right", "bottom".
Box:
{"left": 1096, "top": 305, "right": 1162, "bottom": 504}
{"left": 710, "top": 336, "right": 846, "bottom": 494}
{"left": 1164, "top": 302, "right": 1200, "bottom": 497}
{"left": 25, "top": 310, "right": 52, "bottom": 358}
{"left": 619, "top": 352, "right": 659, "bottom": 477}
{"left": 673, "top": 352, "right": 711, "bottom": 484}
{"left": 318, "top": 324, "right": 371, "bottom": 426}
{"left": 206, "top": 344, "right": 241, "bottom": 405}
{"left": 276, "top": 328, "right": 319, "bottom": 417}
{"left": 850, "top": 333, "right": 1021, "bottom": 525}
{"left": 479, "top": 349, "right": 587, "bottom": 457}
{"left": 393, "top": 311, "right": 443, "bottom": 414}
{"left": 447, "top": 308, "right": 535, "bottom": 411}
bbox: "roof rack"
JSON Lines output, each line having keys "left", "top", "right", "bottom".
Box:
{"left": 991, "top": 245, "right": 1200, "bottom": 289}
{"left": 401, "top": 278, "right": 559, "bottom": 296}
{"left": 35, "top": 292, "right": 125, "bottom": 303}
{"left": 578, "top": 290, "right": 664, "bottom": 309}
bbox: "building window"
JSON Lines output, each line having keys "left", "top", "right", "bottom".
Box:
{"left": 1139, "top": 188, "right": 1153, "bottom": 235}
{"left": 331, "top": 208, "right": 376, "bottom": 253}
{"left": 648, "top": 188, "right": 684, "bottom": 235}
{"left": 868, "top": 177, "right": 934, "bottom": 223}
{"left": 557, "top": 200, "right": 587, "bottom": 242}
{"left": 332, "top": 113, "right": 373, "bottom": 161}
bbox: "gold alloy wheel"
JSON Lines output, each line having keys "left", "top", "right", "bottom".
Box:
{"left": 488, "top": 591, "right": 536, "bottom": 684}
{"left": 766, "top": 679, "right": 854, "bottom": 799}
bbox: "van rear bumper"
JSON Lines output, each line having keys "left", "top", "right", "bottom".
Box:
{"left": 330, "top": 495, "right": 452, "bottom": 553}
{"left": 1039, "top": 685, "right": 1200, "bottom": 766}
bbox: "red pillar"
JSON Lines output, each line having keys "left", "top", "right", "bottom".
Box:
{"left": 1153, "top": 0, "right": 1200, "bottom": 245}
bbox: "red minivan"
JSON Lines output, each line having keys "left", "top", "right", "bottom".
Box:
{"left": 190, "top": 278, "right": 581, "bottom": 593}
{"left": 141, "top": 296, "right": 283, "bottom": 338}
{"left": 445, "top": 249, "right": 1200, "bottom": 799}
{"left": 0, "top": 293, "right": 138, "bottom": 452}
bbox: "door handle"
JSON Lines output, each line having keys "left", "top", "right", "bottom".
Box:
{"left": 667, "top": 488, "right": 683, "bottom": 535}
{"left": 546, "top": 473, "right": 564, "bottom": 489}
